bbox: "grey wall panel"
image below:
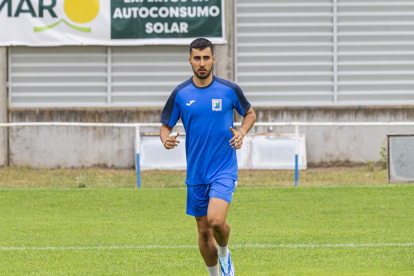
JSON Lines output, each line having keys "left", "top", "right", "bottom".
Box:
{"left": 337, "top": 0, "right": 414, "bottom": 105}
{"left": 9, "top": 45, "right": 192, "bottom": 108}
{"left": 235, "top": 0, "right": 335, "bottom": 106}
{"left": 388, "top": 135, "right": 414, "bottom": 183}
{"left": 236, "top": 0, "right": 414, "bottom": 106}
{"left": 111, "top": 46, "right": 192, "bottom": 107}
{"left": 9, "top": 46, "right": 108, "bottom": 107}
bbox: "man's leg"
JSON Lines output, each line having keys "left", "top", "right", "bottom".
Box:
{"left": 195, "top": 216, "right": 220, "bottom": 276}
{"left": 195, "top": 215, "right": 218, "bottom": 267}
{"left": 207, "top": 198, "right": 231, "bottom": 247}
{"left": 208, "top": 198, "right": 235, "bottom": 275}
{"left": 187, "top": 184, "right": 220, "bottom": 275}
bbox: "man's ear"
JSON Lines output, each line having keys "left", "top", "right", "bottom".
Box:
{"left": 212, "top": 55, "right": 216, "bottom": 63}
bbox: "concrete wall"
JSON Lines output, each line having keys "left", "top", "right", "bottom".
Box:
{"left": 10, "top": 126, "right": 136, "bottom": 169}
{"left": 8, "top": 108, "right": 166, "bottom": 168}
{"left": 7, "top": 106, "right": 414, "bottom": 168}
{"left": 0, "top": 47, "right": 7, "bottom": 167}
{"left": 214, "top": 0, "right": 234, "bottom": 81}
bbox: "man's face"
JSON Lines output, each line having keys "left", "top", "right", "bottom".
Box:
{"left": 189, "top": 47, "right": 215, "bottom": 80}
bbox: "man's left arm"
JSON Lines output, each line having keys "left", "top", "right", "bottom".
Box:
{"left": 230, "top": 106, "right": 256, "bottom": 150}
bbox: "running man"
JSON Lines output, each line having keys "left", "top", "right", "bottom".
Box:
{"left": 160, "top": 38, "right": 256, "bottom": 276}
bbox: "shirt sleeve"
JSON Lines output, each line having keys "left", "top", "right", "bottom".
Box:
{"left": 160, "top": 91, "right": 181, "bottom": 127}
{"left": 232, "top": 84, "right": 251, "bottom": 116}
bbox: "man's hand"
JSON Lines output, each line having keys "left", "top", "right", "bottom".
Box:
{"left": 163, "top": 132, "right": 180, "bottom": 150}
{"left": 229, "top": 127, "right": 246, "bottom": 150}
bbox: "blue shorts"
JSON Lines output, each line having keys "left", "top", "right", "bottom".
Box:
{"left": 186, "top": 178, "right": 237, "bottom": 217}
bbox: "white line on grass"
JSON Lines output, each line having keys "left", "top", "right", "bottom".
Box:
{"left": 1, "top": 243, "right": 413, "bottom": 251}
{"left": 0, "top": 184, "right": 411, "bottom": 191}
{"left": 237, "top": 184, "right": 412, "bottom": 189}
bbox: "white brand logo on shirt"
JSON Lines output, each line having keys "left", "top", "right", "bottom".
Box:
{"left": 186, "top": 100, "right": 196, "bottom": 106}
{"left": 212, "top": 99, "right": 222, "bottom": 111}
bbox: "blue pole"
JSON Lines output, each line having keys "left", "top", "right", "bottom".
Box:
{"left": 136, "top": 153, "right": 141, "bottom": 188}
{"left": 294, "top": 154, "right": 299, "bottom": 187}
{"left": 294, "top": 125, "right": 299, "bottom": 187}
{"left": 135, "top": 126, "right": 141, "bottom": 188}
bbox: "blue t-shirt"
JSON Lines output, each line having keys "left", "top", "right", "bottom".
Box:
{"left": 161, "top": 76, "right": 251, "bottom": 185}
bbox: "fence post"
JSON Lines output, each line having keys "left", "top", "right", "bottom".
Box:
{"left": 295, "top": 125, "right": 299, "bottom": 187}
{"left": 134, "top": 126, "right": 141, "bottom": 188}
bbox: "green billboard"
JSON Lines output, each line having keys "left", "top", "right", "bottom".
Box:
{"left": 111, "top": 0, "right": 223, "bottom": 40}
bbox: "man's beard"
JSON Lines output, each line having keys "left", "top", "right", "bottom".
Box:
{"left": 192, "top": 66, "right": 213, "bottom": 80}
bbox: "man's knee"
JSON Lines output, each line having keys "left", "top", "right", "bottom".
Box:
{"left": 198, "top": 227, "right": 213, "bottom": 242}
{"left": 209, "top": 218, "right": 226, "bottom": 233}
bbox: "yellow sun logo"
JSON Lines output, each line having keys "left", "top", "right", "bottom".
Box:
{"left": 64, "top": 0, "right": 100, "bottom": 24}
{"left": 35, "top": 0, "right": 100, "bottom": 33}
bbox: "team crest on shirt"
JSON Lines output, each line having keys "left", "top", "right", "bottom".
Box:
{"left": 212, "top": 99, "right": 222, "bottom": 111}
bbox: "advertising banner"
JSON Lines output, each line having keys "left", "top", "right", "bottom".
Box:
{"left": 0, "top": 0, "right": 225, "bottom": 46}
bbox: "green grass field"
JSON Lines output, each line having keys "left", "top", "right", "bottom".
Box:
{"left": 1, "top": 168, "right": 413, "bottom": 275}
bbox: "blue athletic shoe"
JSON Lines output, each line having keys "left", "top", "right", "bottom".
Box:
{"left": 219, "top": 251, "right": 235, "bottom": 276}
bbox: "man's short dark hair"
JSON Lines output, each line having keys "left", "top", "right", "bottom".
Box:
{"left": 189, "top": 38, "right": 214, "bottom": 56}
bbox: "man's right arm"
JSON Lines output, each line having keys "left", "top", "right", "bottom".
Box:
{"left": 160, "top": 124, "right": 180, "bottom": 150}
